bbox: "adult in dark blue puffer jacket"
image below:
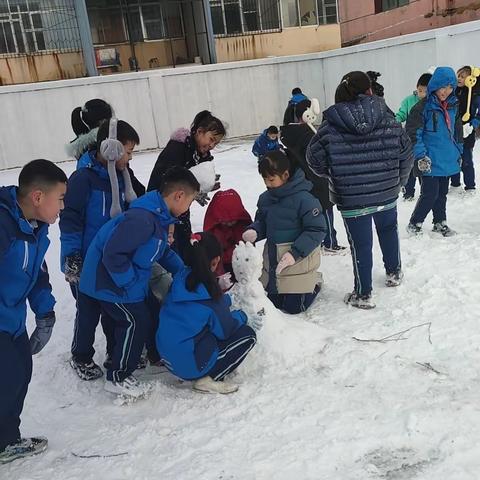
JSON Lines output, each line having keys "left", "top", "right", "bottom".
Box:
{"left": 307, "top": 71, "right": 413, "bottom": 309}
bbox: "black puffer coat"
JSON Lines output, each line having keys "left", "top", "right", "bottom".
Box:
{"left": 306, "top": 95, "right": 413, "bottom": 210}
{"left": 280, "top": 123, "right": 332, "bottom": 211}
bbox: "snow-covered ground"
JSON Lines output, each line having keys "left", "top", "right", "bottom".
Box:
{"left": 3, "top": 141, "right": 480, "bottom": 480}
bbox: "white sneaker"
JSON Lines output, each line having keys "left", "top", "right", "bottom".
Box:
{"left": 193, "top": 376, "right": 238, "bottom": 394}
{"left": 104, "top": 375, "right": 151, "bottom": 398}
{"left": 385, "top": 270, "right": 404, "bottom": 287}
{"left": 0, "top": 437, "right": 48, "bottom": 465}
{"left": 344, "top": 292, "right": 376, "bottom": 310}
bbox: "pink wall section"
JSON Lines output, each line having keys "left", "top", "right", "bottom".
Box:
{"left": 339, "top": 0, "right": 480, "bottom": 46}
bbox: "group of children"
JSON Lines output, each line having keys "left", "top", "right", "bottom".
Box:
{"left": 1, "top": 65, "right": 478, "bottom": 464}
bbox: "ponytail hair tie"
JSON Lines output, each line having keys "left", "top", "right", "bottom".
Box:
{"left": 190, "top": 233, "right": 202, "bottom": 246}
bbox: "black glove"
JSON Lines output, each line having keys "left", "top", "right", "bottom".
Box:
{"left": 30, "top": 312, "right": 56, "bottom": 355}
{"left": 64, "top": 253, "right": 83, "bottom": 284}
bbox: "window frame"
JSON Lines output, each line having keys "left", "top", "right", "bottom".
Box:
{"left": 211, "top": 0, "right": 282, "bottom": 38}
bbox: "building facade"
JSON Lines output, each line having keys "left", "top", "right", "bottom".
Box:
{"left": 0, "top": 0, "right": 340, "bottom": 85}
{"left": 339, "top": 0, "right": 480, "bottom": 47}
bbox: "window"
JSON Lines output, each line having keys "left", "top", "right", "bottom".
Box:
{"left": 280, "top": 0, "right": 336, "bottom": 29}
{"left": 376, "top": 0, "right": 409, "bottom": 13}
{"left": 87, "top": 0, "right": 184, "bottom": 45}
{"left": 0, "top": 0, "right": 81, "bottom": 55}
{"left": 211, "top": 0, "right": 280, "bottom": 36}
{"left": 281, "top": 0, "right": 299, "bottom": 27}
{"left": 298, "top": 0, "right": 316, "bottom": 26}
{"left": 317, "top": 0, "right": 337, "bottom": 24}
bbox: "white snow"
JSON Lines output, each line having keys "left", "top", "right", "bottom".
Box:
{"left": 3, "top": 141, "right": 480, "bottom": 480}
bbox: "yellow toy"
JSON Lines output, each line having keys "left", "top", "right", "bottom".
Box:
{"left": 462, "top": 66, "right": 480, "bottom": 122}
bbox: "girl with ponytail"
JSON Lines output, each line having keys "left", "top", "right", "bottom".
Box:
{"left": 147, "top": 111, "right": 227, "bottom": 259}
{"left": 156, "top": 232, "right": 257, "bottom": 394}
{"left": 307, "top": 71, "right": 413, "bottom": 310}
{"left": 66, "top": 98, "right": 145, "bottom": 197}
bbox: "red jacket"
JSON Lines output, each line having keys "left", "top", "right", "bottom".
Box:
{"left": 203, "top": 189, "right": 252, "bottom": 267}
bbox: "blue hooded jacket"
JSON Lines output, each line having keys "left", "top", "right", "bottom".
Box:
{"left": 406, "top": 67, "right": 463, "bottom": 177}
{"left": 252, "top": 129, "right": 281, "bottom": 158}
{"left": 79, "top": 191, "right": 183, "bottom": 303}
{"left": 307, "top": 95, "right": 413, "bottom": 210}
{"left": 250, "top": 168, "right": 327, "bottom": 294}
{"left": 0, "top": 186, "right": 55, "bottom": 337}
{"left": 59, "top": 150, "right": 129, "bottom": 271}
{"left": 156, "top": 268, "right": 248, "bottom": 380}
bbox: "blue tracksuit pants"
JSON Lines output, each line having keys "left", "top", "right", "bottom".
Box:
{"left": 343, "top": 206, "right": 401, "bottom": 296}
{"left": 0, "top": 332, "right": 32, "bottom": 451}
{"left": 99, "top": 301, "right": 152, "bottom": 382}
{"left": 410, "top": 176, "right": 449, "bottom": 225}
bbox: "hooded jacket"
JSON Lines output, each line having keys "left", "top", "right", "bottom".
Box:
{"left": 156, "top": 267, "right": 248, "bottom": 380}
{"left": 60, "top": 150, "right": 129, "bottom": 270}
{"left": 0, "top": 186, "right": 55, "bottom": 336}
{"left": 280, "top": 123, "right": 332, "bottom": 211}
{"left": 406, "top": 67, "right": 463, "bottom": 177}
{"left": 307, "top": 94, "right": 413, "bottom": 210}
{"left": 203, "top": 189, "right": 252, "bottom": 267}
{"left": 250, "top": 169, "right": 326, "bottom": 294}
{"left": 79, "top": 191, "right": 183, "bottom": 303}
{"left": 252, "top": 130, "right": 281, "bottom": 158}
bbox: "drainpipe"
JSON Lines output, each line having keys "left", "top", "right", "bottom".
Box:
{"left": 74, "top": 0, "right": 98, "bottom": 76}
{"left": 202, "top": 0, "right": 217, "bottom": 63}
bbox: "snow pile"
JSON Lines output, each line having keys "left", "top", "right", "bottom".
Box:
{"left": 230, "top": 240, "right": 330, "bottom": 371}
{"left": 2, "top": 141, "right": 480, "bottom": 479}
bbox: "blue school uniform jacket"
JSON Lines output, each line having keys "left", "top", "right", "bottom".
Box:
{"left": 406, "top": 67, "right": 463, "bottom": 177}
{"left": 156, "top": 267, "right": 248, "bottom": 380}
{"left": 79, "top": 191, "right": 183, "bottom": 303}
{"left": 59, "top": 150, "right": 129, "bottom": 270}
{"left": 0, "top": 186, "right": 55, "bottom": 337}
{"left": 252, "top": 130, "right": 281, "bottom": 158}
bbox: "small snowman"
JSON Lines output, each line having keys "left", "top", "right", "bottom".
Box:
{"left": 230, "top": 242, "right": 329, "bottom": 367}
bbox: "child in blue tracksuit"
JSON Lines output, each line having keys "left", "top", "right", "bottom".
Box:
{"left": 0, "top": 160, "right": 67, "bottom": 464}
{"left": 157, "top": 232, "right": 257, "bottom": 394}
{"left": 243, "top": 151, "right": 327, "bottom": 314}
{"left": 406, "top": 67, "right": 463, "bottom": 236}
{"left": 60, "top": 119, "right": 141, "bottom": 381}
{"left": 79, "top": 167, "right": 200, "bottom": 398}
{"left": 252, "top": 126, "right": 281, "bottom": 158}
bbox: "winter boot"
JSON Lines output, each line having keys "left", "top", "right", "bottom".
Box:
{"left": 344, "top": 292, "right": 376, "bottom": 310}
{"left": 406, "top": 222, "right": 423, "bottom": 236}
{"left": 104, "top": 374, "right": 151, "bottom": 398}
{"left": 0, "top": 437, "right": 48, "bottom": 465}
{"left": 70, "top": 358, "right": 103, "bottom": 381}
{"left": 385, "top": 270, "right": 404, "bottom": 287}
{"left": 432, "top": 221, "right": 456, "bottom": 237}
{"left": 193, "top": 376, "right": 238, "bottom": 394}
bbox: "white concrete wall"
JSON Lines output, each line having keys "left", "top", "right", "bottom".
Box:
{"left": 1, "top": 19, "right": 480, "bottom": 170}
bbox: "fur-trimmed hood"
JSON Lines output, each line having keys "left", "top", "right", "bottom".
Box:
{"left": 170, "top": 127, "right": 190, "bottom": 143}
{"left": 65, "top": 128, "right": 98, "bottom": 160}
